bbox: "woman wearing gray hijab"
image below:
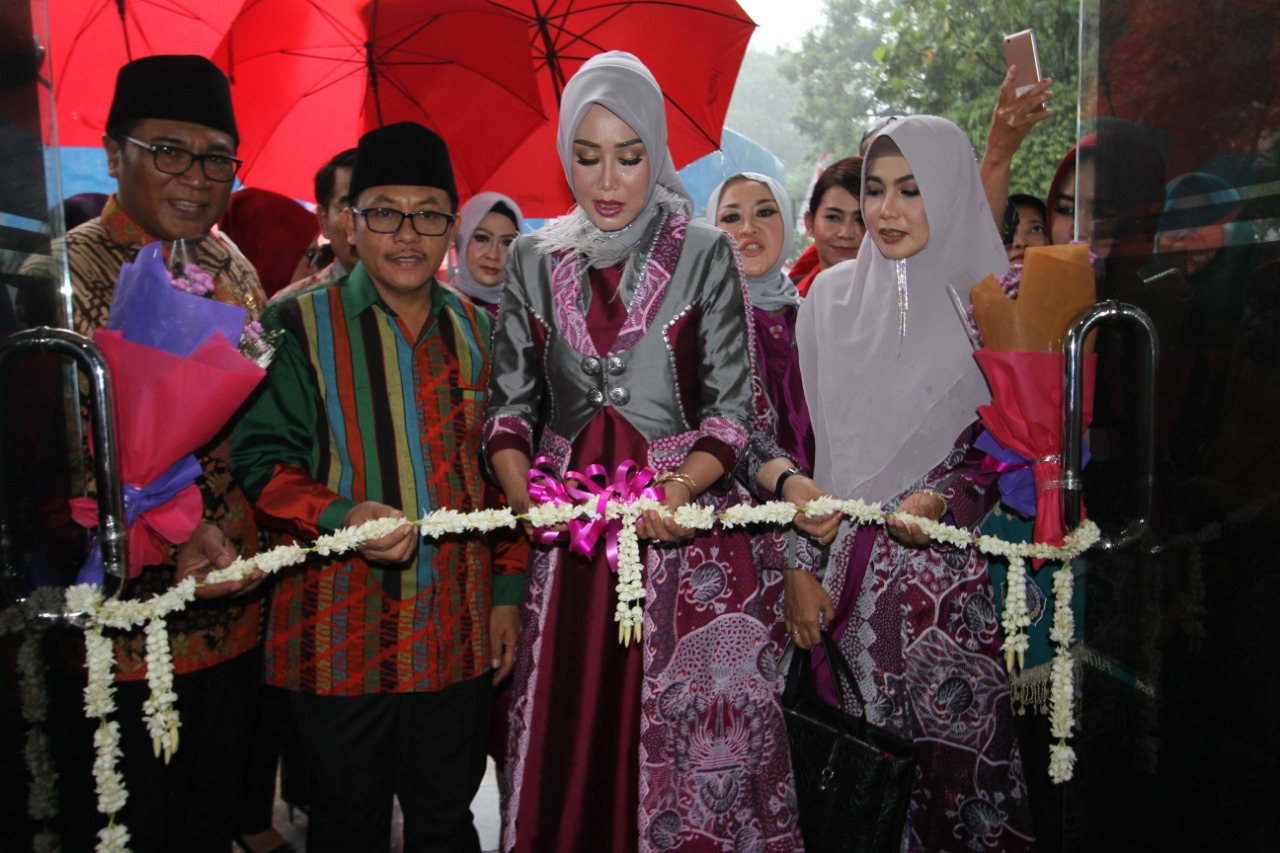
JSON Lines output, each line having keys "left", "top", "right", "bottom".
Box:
{"left": 788, "top": 116, "right": 1034, "bottom": 851}
{"left": 705, "top": 172, "right": 813, "bottom": 471}
{"left": 450, "top": 191, "right": 523, "bottom": 316}
{"left": 484, "top": 52, "right": 803, "bottom": 852}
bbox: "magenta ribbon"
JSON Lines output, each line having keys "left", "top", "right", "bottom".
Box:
{"left": 526, "top": 457, "right": 573, "bottom": 546}
{"left": 525, "top": 459, "right": 661, "bottom": 572}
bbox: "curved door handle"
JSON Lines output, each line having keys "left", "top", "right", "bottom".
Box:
{"left": 0, "top": 327, "right": 127, "bottom": 613}
{"left": 1062, "top": 301, "right": 1159, "bottom": 551}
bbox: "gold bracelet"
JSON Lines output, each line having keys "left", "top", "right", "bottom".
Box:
{"left": 911, "top": 488, "right": 949, "bottom": 519}
{"left": 655, "top": 471, "right": 698, "bottom": 498}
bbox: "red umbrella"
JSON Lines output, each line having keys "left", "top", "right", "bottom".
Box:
{"left": 476, "top": 0, "right": 757, "bottom": 216}
{"left": 49, "top": 0, "right": 247, "bottom": 146}
{"left": 211, "top": 0, "right": 545, "bottom": 203}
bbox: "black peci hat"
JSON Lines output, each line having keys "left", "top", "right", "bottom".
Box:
{"left": 348, "top": 122, "right": 458, "bottom": 209}
{"left": 106, "top": 55, "right": 239, "bottom": 144}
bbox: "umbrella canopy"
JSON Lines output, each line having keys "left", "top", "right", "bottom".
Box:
{"left": 49, "top": 0, "right": 247, "bottom": 146}
{"left": 211, "top": 0, "right": 545, "bottom": 203}
{"left": 476, "top": 0, "right": 757, "bottom": 217}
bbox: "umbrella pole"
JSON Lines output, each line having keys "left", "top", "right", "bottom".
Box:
{"left": 115, "top": 0, "right": 134, "bottom": 60}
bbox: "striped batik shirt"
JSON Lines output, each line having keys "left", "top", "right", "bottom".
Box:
{"left": 231, "top": 265, "right": 524, "bottom": 695}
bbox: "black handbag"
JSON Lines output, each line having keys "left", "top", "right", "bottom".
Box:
{"left": 782, "top": 632, "right": 916, "bottom": 853}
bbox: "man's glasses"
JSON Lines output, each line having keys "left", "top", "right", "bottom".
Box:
{"left": 351, "top": 207, "right": 456, "bottom": 237}
{"left": 118, "top": 136, "right": 242, "bottom": 183}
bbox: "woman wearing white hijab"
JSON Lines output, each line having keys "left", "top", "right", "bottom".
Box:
{"left": 704, "top": 172, "right": 814, "bottom": 471}
{"left": 450, "top": 191, "right": 523, "bottom": 316}
{"left": 485, "top": 52, "right": 802, "bottom": 852}
{"left": 791, "top": 116, "right": 1035, "bottom": 851}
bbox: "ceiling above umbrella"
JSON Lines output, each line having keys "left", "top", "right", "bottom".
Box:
{"left": 476, "top": 0, "right": 757, "bottom": 217}
{"left": 212, "top": 0, "right": 546, "bottom": 203}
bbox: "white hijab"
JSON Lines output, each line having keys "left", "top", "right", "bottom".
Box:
{"left": 451, "top": 192, "right": 524, "bottom": 304}
{"left": 531, "top": 50, "right": 692, "bottom": 268}
{"left": 703, "top": 172, "right": 800, "bottom": 312}
{"left": 796, "top": 116, "right": 1007, "bottom": 501}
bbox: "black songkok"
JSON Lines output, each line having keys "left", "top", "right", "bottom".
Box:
{"left": 106, "top": 55, "right": 239, "bottom": 145}
{"left": 349, "top": 122, "right": 458, "bottom": 209}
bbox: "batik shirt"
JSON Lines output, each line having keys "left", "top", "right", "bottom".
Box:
{"left": 63, "top": 195, "right": 268, "bottom": 680}
{"left": 231, "top": 266, "right": 524, "bottom": 695}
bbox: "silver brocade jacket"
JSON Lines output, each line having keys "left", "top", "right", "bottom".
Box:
{"left": 483, "top": 212, "right": 758, "bottom": 473}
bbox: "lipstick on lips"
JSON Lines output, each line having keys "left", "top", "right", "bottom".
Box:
{"left": 594, "top": 199, "right": 624, "bottom": 218}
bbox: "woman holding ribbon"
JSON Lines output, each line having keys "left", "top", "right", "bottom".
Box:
{"left": 485, "top": 52, "right": 802, "bottom": 853}
{"left": 791, "top": 116, "right": 1034, "bottom": 851}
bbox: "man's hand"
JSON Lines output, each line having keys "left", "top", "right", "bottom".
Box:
{"left": 176, "top": 522, "right": 266, "bottom": 599}
{"left": 490, "top": 604, "right": 521, "bottom": 685}
{"left": 344, "top": 501, "right": 416, "bottom": 564}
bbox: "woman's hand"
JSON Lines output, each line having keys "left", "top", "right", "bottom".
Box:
{"left": 783, "top": 569, "right": 835, "bottom": 650}
{"left": 885, "top": 490, "right": 947, "bottom": 548}
{"left": 637, "top": 478, "right": 696, "bottom": 542}
{"left": 344, "top": 501, "right": 417, "bottom": 564}
{"left": 986, "top": 66, "right": 1055, "bottom": 163}
{"left": 782, "top": 474, "right": 843, "bottom": 545}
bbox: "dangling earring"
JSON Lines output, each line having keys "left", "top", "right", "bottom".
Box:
{"left": 895, "top": 258, "right": 909, "bottom": 342}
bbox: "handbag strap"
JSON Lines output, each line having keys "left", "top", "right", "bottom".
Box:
{"left": 783, "top": 631, "right": 873, "bottom": 725}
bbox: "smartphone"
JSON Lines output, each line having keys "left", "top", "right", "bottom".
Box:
{"left": 1003, "top": 29, "right": 1043, "bottom": 97}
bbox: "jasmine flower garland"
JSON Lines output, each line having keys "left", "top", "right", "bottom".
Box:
{"left": 0, "top": 587, "right": 63, "bottom": 850}
{"left": 58, "top": 496, "right": 1100, "bottom": 836}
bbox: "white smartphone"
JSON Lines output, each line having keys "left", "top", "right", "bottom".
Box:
{"left": 1003, "top": 29, "right": 1043, "bottom": 97}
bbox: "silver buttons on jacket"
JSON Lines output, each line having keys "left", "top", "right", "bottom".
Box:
{"left": 581, "top": 356, "right": 601, "bottom": 375}
{"left": 606, "top": 356, "right": 625, "bottom": 376}
{"left": 608, "top": 387, "right": 630, "bottom": 405}
{"left": 587, "top": 389, "right": 605, "bottom": 406}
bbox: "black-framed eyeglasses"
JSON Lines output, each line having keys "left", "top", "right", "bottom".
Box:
{"left": 351, "top": 207, "right": 457, "bottom": 237}
{"left": 118, "top": 135, "right": 243, "bottom": 183}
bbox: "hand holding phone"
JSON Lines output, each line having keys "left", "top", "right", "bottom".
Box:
{"left": 1003, "top": 29, "right": 1043, "bottom": 97}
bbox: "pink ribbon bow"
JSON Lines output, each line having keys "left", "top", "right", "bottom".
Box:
{"left": 525, "top": 459, "right": 662, "bottom": 571}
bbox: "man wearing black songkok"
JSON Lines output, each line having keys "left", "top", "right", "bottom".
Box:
{"left": 32, "top": 55, "right": 282, "bottom": 853}
{"left": 230, "top": 121, "right": 524, "bottom": 852}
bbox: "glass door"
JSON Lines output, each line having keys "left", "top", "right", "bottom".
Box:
{"left": 1060, "top": 1, "right": 1280, "bottom": 849}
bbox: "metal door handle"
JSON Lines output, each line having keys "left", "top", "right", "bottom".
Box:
{"left": 0, "top": 327, "right": 127, "bottom": 611}
{"left": 1062, "top": 301, "right": 1159, "bottom": 551}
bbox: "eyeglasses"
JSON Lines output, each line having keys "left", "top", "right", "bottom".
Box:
{"left": 351, "top": 207, "right": 457, "bottom": 237}
{"left": 118, "top": 136, "right": 243, "bottom": 183}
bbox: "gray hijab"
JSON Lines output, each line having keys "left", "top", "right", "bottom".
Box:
{"left": 704, "top": 172, "right": 799, "bottom": 312}
{"left": 451, "top": 192, "right": 523, "bottom": 304}
{"left": 531, "top": 51, "right": 692, "bottom": 268}
{"left": 797, "top": 115, "right": 1007, "bottom": 502}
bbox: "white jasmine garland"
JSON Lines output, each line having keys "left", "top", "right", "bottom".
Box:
{"left": 1047, "top": 562, "right": 1078, "bottom": 783}
{"left": 1000, "top": 555, "right": 1031, "bottom": 671}
{"left": 58, "top": 495, "right": 1104, "bottom": 834}
{"left": 96, "top": 821, "right": 130, "bottom": 853}
{"left": 524, "top": 501, "right": 584, "bottom": 528}
{"left": 0, "top": 588, "right": 63, "bottom": 841}
{"left": 142, "top": 617, "right": 179, "bottom": 762}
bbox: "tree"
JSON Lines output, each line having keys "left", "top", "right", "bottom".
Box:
{"left": 778, "top": 0, "right": 894, "bottom": 159}
{"left": 782, "top": 0, "right": 1079, "bottom": 198}
{"left": 724, "top": 48, "right": 814, "bottom": 201}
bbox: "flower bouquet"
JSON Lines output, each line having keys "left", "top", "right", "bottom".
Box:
{"left": 970, "top": 243, "right": 1098, "bottom": 556}
{"left": 69, "top": 243, "right": 267, "bottom": 584}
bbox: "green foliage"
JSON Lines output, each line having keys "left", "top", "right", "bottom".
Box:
{"left": 781, "top": 0, "right": 1080, "bottom": 198}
